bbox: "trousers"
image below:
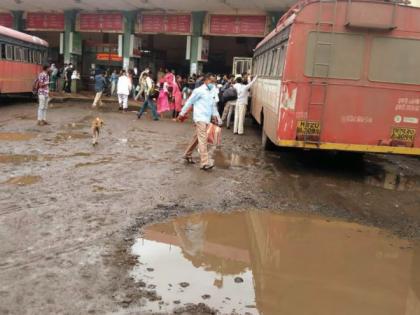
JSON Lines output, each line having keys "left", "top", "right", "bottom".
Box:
{"left": 92, "top": 91, "right": 103, "bottom": 107}
{"left": 233, "top": 102, "right": 247, "bottom": 134}
{"left": 221, "top": 100, "right": 236, "bottom": 128}
{"left": 118, "top": 94, "right": 129, "bottom": 109}
{"left": 138, "top": 96, "right": 159, "bottom": 120}
{"left": 37, "top": 94, "right": 49, "bottom": 121}
{"left": 184, "top": 122, "right": 209, "bottom": 167}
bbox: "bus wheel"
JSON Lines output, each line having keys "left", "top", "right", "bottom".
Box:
{"left": 262, "top": 127, "right": 275, "bottom": 151}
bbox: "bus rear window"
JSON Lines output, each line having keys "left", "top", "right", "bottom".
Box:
{"left": 305, "top": 32, "right": 364, "bottom": 80}
{"left": 369, "top": 37, "right": 420, "bottom": 85}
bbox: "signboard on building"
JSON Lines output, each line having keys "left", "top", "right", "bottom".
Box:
{"left": 0, "top": 13, "right": 13, "bottom": 28}
{"left": 25, "top": 12, "right": 65, "bottom": 31}
{"left": 96, "top": 53, "right": 123, "bottom": 62}
{"left": 205, "top": 14, "right": 268, "bottom": 37}
{"left": 69, "top": 32, "right": 82, "bottom": 55}
{"left": 77, "top": 13, "right": 123, "bottom": 33}
{"left": 137, "top": 13, "right": 192, "bottom": 35}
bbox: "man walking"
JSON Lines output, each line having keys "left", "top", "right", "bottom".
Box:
{"left": 233, "top": 75, "right": 257, "bottom": 135}
{"left": 37, "top": 65, "right": 50, "bottom": 126}
{"left": 178, "top": 73, "right": 220, "bottom": 171}
{"left": 137, "top": 72, "right": 159, "bottom": 120}
{"left": 117, "top": 70, "right": 132, "bottom": 112}
{"left": 92, "top": 71, "right": 106, "bottom": 108}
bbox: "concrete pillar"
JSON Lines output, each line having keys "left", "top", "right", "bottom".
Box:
{"left": 11, "top": 11, "right": 23, "bottom": 31}
{"left": 64, "top": 10, "right": 76, "bottom": 64}
{"left": 123, "top": 11, "right": 136, "bottom": 70}
{"left": 189, "top": 11, "right": 205, "bottom": 76}
{"left": 268, "top": 11, "right": 284, "bottom": 32}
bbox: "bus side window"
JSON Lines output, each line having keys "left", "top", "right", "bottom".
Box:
{"left": 270, "top": 49, "right": 278, "bottom": 77}
{"left": 23, "top": 48, "right": 28, "bottom": 62}
{"left": 265, "top": 52, "right": 271, "bottom": 76}
{"left": 0, "top": 43, "right": 4, "bottom": 59}
{"left": 5, "top": 44, "right": 13, "bottom": 60}
{"left": 33, "top": 50, "right": 38, "bottom": 64}
{"left": 14, "top": 46, "right": 19, "bottom": 61}
{"left": 277, "top": 45, "right": 286, "bottom": 76}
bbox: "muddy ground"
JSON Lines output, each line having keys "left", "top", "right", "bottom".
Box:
{"left": 0, "top": 100, "right": 419, "bottom": 315}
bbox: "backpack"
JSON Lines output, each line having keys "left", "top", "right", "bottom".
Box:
{"left": 32, "top": 78, "right": 40, "bottom": 95}
{"left": 222, "top": 86, "right": 237, "bottom": 102}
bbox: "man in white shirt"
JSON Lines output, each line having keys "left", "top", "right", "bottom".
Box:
{"left": 117, "top": 70, "right": 132, "bottom": 112}
{"left": 233, "top": 75, "right": 258, "bottom": 135}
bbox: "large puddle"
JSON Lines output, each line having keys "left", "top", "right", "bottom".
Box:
{"left": 131, "top": 211, "right": 420, "bottom": 315}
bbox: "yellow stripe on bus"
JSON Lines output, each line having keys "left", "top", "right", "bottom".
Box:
{"left": 277, "top": 140, "right": 420, "bottom": 155}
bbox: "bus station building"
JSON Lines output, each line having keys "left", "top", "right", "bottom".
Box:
{"left": 0, "top": 0, "right": 294, "bottom": 79}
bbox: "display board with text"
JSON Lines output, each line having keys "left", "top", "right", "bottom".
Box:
{"left": 0, "top": 13, "right": 13, "bottom": 28}
{"left": 25, "top": 12, "right": 65, "bottom": 31}
{"left": 137, "top": 13, "right": 192, "bottom": 35}
{"left": 205, "top": 14, "right": 268, "bottom": 37}
{"left": 77, "top": 13, "right": 123, "bottom": 33}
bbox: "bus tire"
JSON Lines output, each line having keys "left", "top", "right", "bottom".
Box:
{"left": 262, "top": 126, "right": 275, "bottom": 151}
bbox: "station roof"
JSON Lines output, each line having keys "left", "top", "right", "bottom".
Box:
{"left": 0, "top": 0, "right": 296, "bottom": 12}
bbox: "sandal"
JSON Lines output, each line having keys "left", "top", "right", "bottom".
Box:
{"left": 201, "top": 164, "right": 214, "bottom": 171}
{"left": 183, "top": 156, "right": 195, "bottom": 164}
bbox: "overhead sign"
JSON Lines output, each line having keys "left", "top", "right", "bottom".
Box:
{"left": 96, "top": 53, "right": 123, "bottom": 62}
{"left": 0, "top": 13, "right": 13, "bottom": 28}
{"left": 137, "top": 13, "right": 192, "bottom": 35}
{"left": 25, "top": 12, "right": 65, "bottom": 31}
{"left": 205, "top": 14, "right": 268, "bottom": 37}
{"left": 78, "top": 13, "right": 123, "bottom": 33}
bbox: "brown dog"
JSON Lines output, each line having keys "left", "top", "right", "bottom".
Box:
{"left": 91, "top": 117, "right": 104, "bottom": 146}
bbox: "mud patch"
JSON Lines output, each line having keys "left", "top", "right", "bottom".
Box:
{"left": 55, "top": 132, "right": 91, "bottom": 142}
{"left": 0, "top": 132, "right": 37, "bottom": 141}
{"left": 3, "top": 175, "right": 41, "bottom": 186}
{"left": 0, "top": 154, "right": 52, "bottom": 165}
{"left": 63, "top": 122, "right": 87, "bottom": 130}
{"left": 365, "top": 168, "right": 420, "bottom": 192}
{"left": 75, "top": 158, "right": 112, "bottom": 168}
{"left": 130, "top": 211, "right": 420, "bottom": 315}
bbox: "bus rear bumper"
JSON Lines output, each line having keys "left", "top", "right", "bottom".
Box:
{"left": 277, "top": 140, "right": 420, "bottom": 156}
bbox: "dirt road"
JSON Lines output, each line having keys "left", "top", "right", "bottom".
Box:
{"left": 0, "top": 101, "right": 419, "bottom": 314}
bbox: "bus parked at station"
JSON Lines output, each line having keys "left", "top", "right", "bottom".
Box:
{"left": 251, "top": 0, "right": 420, "bottom": 155}
{"left": 0, "top": 25, "right": 48, "bottom": 96}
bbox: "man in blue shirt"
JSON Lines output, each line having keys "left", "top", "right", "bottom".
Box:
{"left": 179, "top": 73, "right": 221, "bottom": 170}
{"left": 92, "top": 71, "right": 107, "bottom": 108}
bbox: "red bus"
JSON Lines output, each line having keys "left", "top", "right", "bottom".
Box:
{"left": 251, "top": 0, "right": 420, "bottom": 155}
{"left": 0, "top": 25, "right": 48, "bottom": 95}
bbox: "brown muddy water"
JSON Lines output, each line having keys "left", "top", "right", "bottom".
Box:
{"left": 0, "top": 132, "right": 37, "bottom": 141}
{"left": 131, "top": 211, "right": 420, "bottom": 315}
{"left": 3, "top": 175, "right": 41, "bottom": 186}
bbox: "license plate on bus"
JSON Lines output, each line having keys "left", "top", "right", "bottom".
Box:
{"left": 297, "top": 121, "right": 321, "bottom": 135}
{"left": 391, "top": 127, "right": 416, "bottom": 142}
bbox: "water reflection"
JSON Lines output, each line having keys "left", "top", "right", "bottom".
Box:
{"left": 131, "top": 211, "right": 420, "bottom": 314}
{"left": 213, "top": 150, "right": 259, "bottom": 169}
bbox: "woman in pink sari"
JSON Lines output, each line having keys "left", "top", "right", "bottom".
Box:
{"left": 162, "top": 72, "right": 182, "bottom": 119}
{"left": 157, "top": 77, "right": 170, "bottom": 115}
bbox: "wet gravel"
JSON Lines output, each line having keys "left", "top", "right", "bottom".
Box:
{"left": 0, "top": 100, "right": 419, "bottom": 314}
